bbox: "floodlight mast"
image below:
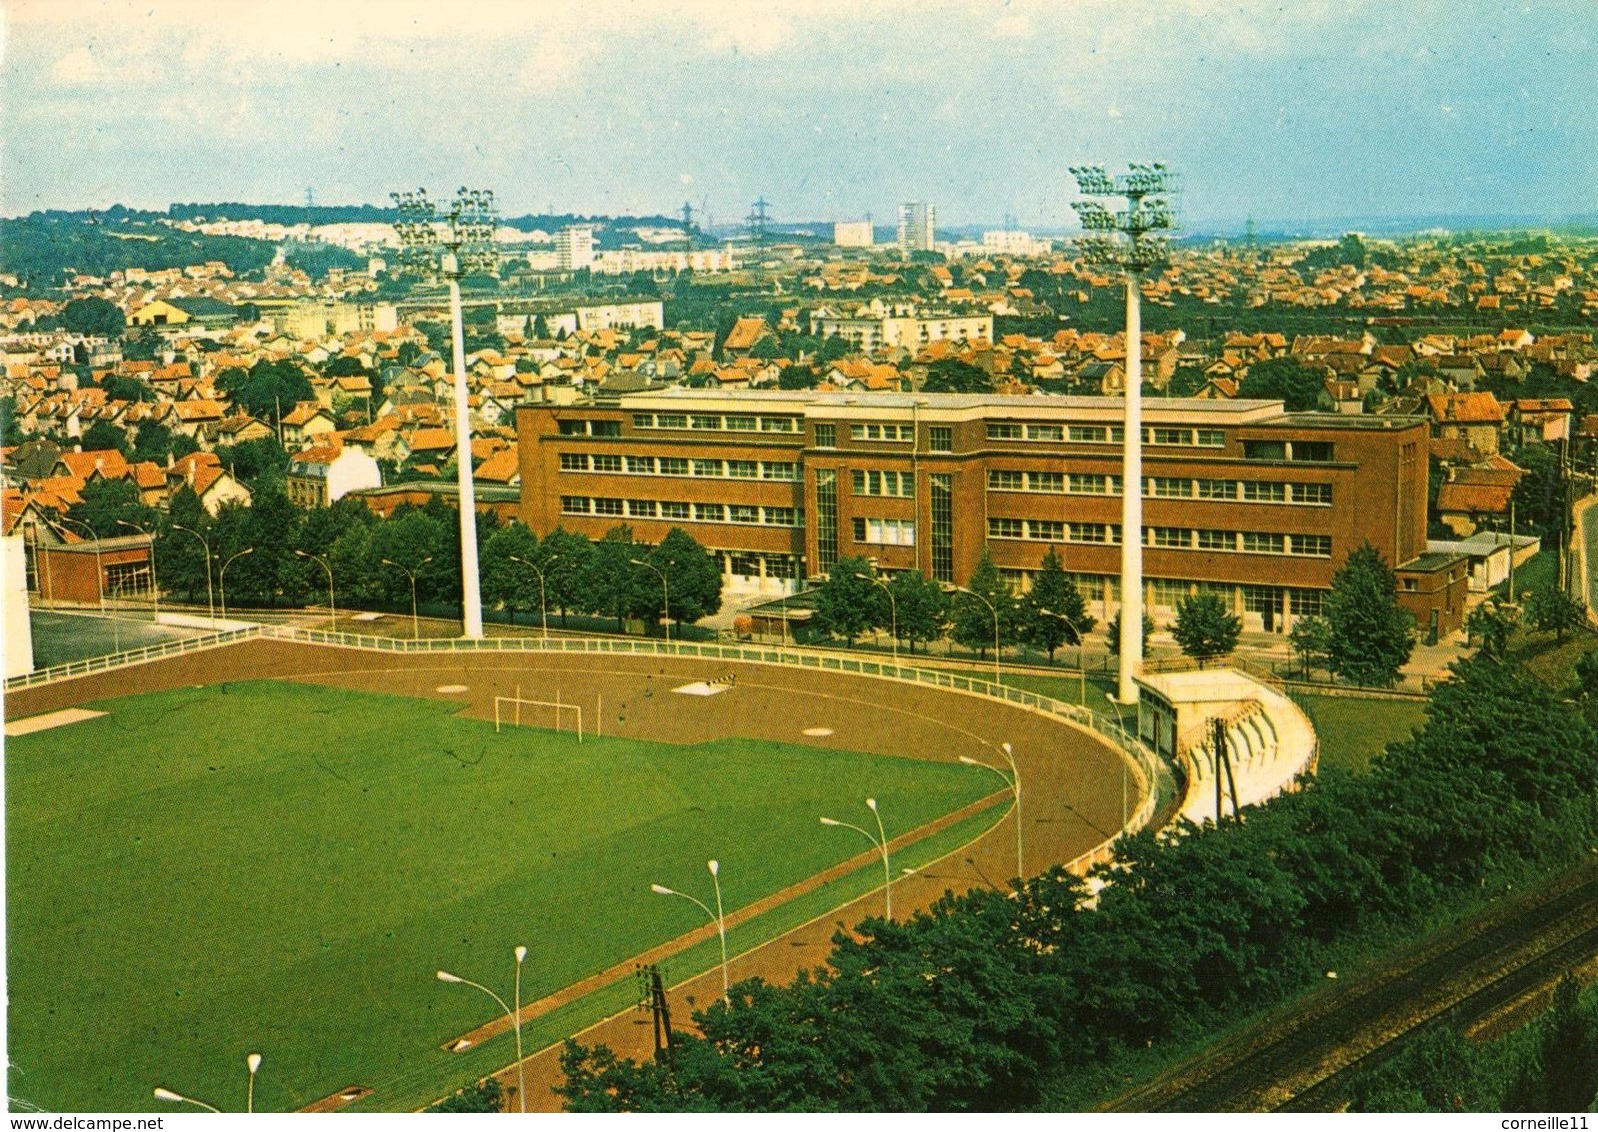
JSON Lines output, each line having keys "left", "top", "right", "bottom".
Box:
{"left": 1069, "top": 163, "right": 1178, "bottom": 706}
{"left": 389, "top": 186, "right": 499, "bottom": 639}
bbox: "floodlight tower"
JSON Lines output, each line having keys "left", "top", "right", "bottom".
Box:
{"left": 1070, "top": 163, "right": 1178, "bottom": 705}
{"left": 389, "top": 186, "right": 500, "bottom": 639}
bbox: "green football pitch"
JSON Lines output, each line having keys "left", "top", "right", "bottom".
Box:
{"left": 5, "top": 680, "right": 995, "bottom": 1113}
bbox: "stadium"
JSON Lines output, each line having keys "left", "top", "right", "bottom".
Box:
{"left": 4, "top": 627, "right": 1160, "bottom": 1113}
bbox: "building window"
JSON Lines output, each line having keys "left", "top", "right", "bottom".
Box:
{"left": 627, "top": 499, "right": 657, "bottom": 518}
{"left": 1196, "top": 479, "right": 1235, "bottom": 500}
{"left": 626, "top": 455, "right": 656, "bottom": 474}
{"left": 987, "top": 469, "right": 1024, "bottom": 491}
{"left": 1240, "top": 531, "right": 1285, "bottom": 554}
{"left": 988, "top": 517, "right": 1024, "bottom": 539}
{"left": 1289, "top": 589, "right": 1324, "bottom": 617}
{"left": 1196, "top": 429, "right": 1225, "bottom": 447}
{"left": 561, "top": 496, "right": 591, "bottom": 514}
{"left": 656, "top": 414, "right": 687, "bottom": 429}
{"left": 1029, "top": 471, "right": 1064, "bottom": 493}
{"left": 1291, "top": 440, "right": 1335, "bottom": 462}
{"left": 559, "top": 453, "right": 589, "bottom": 472}
{"left": 929, "top": 425, "right": 953, "bottom": 452}
{"left": 814, "top": 423, "right": 837, "bottom": 448}
{"left": 695, "top": 502, "right": 725, "bottom": 522}
{"left": 765, "top": 555, "right": 798, "bottom": 579}
{"left": 1242, "top": 439, "right": 1288, "bottom": 462}
{"left": 986, "top": 423, "right": 1023, "bottom": 441}
{"left": 1069, "top": 522, "right": 1109, "bottom": 544}
{"left": 692, "top": 459, "right": 723, "bottom": 477}
{"left": 1026, "top": 423, "right": 1063, "bottom": 441}
{"left": 725, "top": 415, "right": 757, "bottom": 431}
{"left": 1290, "top": 534, "right": 1333, "bottom": 557}
{"left": 1148, "top": 476, "right": 1193, "bottom": 498}
{"left": 761, "top": 461, "right": 797, "bottom": 480}
{"left": 858, "top": 517, "right": 915, "bottom": 545}
{"left": 1148, "top": 427, "right": 1192, "bottom": 446}
{"left": 1293, "top": 482, "right": 1333, "bottom": 505}
{"left": 760, "top": 416, "right": 797, "bottom": 432}
{"left": 726, "top": 460, "right": 758, "bottom": 479}
{"left": 632, "top": 414, "right": 654, "bottom": 428}
{"left": 1150, "top": 578, "right": 1191, "bottom": 609}
{"left": 1068, "top": 425, "right": 1109, "bottom": 443}
{"left": 1068, "top": 473, "right": 1109, "bottom": 494}
{"left": 691, "top": 414, "right": 721, "bottom": 430}
{"left": 660, "top": 501, "right": 690, "bottom": 519}
{"left": 815, "top": 469, "right": 838, "bottom": 573}
{"left": 1151, "top": 526, "right": 1193, "bottom": 548}
{"left": 930, "top": 473, "right": 953, "bottom": 582}
{"left": 1029, "top": 519, "right": 1064, "bottom": 541}
{"left": 1243, "top": 585, "right": 1281, "bottom": 614}
{"left": 591, "top": 454, "right": 623, "bottom": 473}
{"left": 591, "top": 420, "right": 620, "bottom": 438}
{"left": 659, "top": 457, "right": 689, "bottom": 476}
{"left": 593, "top": 497, "right": 624, "bottom": 516}
{"left": 729, "top": 504, "right": 760, "bottom": 523}
{"left": 558, "top": 419, "right": 587, "bottom": 436}
{"left": 764, "top": 506, "right": 797, "bottom": 526}
{"left": 851, "top": 422, "right": 912, "bottom": 442}
{"left": 1241, "top": 481, "right": 1287, "bottom": 503}
{"left": 1198, "top": 529, "right": 1234, "bottom": 551}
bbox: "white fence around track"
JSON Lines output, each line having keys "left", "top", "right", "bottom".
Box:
{"left": 6, "top": 623, "right": 1172, "bottom": 871}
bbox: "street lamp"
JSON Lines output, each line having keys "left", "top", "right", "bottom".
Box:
{"left": 630, "top": 557, "right": 670, "bottom": 643}
{"left": 1038, "top": 607, "right": 1088, "bottom": 703}
{"left": 1071, "top": 162, "right": 1178, "bottom": 706}
{"left": 153, "top": 1051, "right": 260, "bottom": 1115}
{"left": 509, "top": 553, "right": 558, "bottom": 641}
{"left": 381, "top": 556, "right": 433, "bottom": 640}
{"left": 246, "top": 1053, "right": 262, "bottom": 1114}
{"left": 651, "top": 859, "right": 730, "bottom": 1004}
{"left": 960, "top": 741, "right": 1023, "bottom": 884}
{"left": 152, "top": 1087, "right": 220, "bottom": 1114}
{"left": 391, "top": 186, "right": 497, "bottom": 640}
{"left": 116, "top": 517, "right": 159, "bottom": 623}
{"left": 220, "top": 547, "right": 254, "bottom": 624}
{"left": 436, "top": 945, "right": 529, "bottom": 1113}
{"left": 170, "top": 522, "right": 215, "bottom": 627}
{"left": 953, "top": 585, "right": 1002, "bottom": 687}
{"left": 854, "top": 571, "right": 898, "bottom": 664}
{"left": 294, "top": 549, "right": 335, "bottom": 630}
{"left": 821, "top": 797, "right": 893, "bottom": 918}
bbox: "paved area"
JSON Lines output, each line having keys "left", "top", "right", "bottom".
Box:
{"left": 26, "top": 607, "right": 206, "bottom": 670}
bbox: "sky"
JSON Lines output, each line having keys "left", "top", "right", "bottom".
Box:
{"left": 2, "top": 0, "right": 1595, "bottom": 231}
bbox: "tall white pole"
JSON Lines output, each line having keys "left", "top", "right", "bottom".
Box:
{"left": 1118, "top": 272, "right": 1143, "bottom": 705}
{"left": 449, "top": 274, "right": 485, "bottom": 639}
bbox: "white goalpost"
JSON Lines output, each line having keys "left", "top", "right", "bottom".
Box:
{"left": 494, "top": 685, "right": 583, "bottom": 741}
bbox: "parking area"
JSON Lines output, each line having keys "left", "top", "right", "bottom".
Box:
{"left": 26, "top": 608, "right": 208, "bottom": 670}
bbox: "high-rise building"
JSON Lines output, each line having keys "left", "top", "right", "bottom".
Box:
{"left": 897, "top": 202, "right": 936, "bottom": 253}
{"left": 555, "top": 225, "right": 595, "bottom": 271}
{"left": 834, "top": 220, "right": 874, "bottom": 248}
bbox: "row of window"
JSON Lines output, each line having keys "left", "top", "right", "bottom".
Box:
{"left": 985, "top": 519, "right": 1334, "bottom": 557}
{"left": 851, "top": 469, "right": 915, "bottom": 497}
{"left": 984, "top": 423, "right": 1226, "bottom": 447}
{"left": 556, "top": 418, "right": 623, "bottom": 438}
{"left": 559, "top": 453, "right": 798, "bottom": 480}
{"left": 631, "top": 412, "right": 800, "bottom": 433}
{"left": 987, "top": 470, "right": 1125, "bottom": 494}
{"left": 851, "top": 517, "right": 916, "bottom": 546}
{"left": 560, "top": 496, "right": 803, "bottom": 527}
{"left": 849, "top": 422, "right": 915, "bottom": 442}
{"left": 985, "top": 470, "right": 1332, "bottom": 505}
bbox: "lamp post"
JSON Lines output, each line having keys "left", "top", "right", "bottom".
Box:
{"left": 170, "top": 522, "right": 215, "bottom": 627}
{"left": 630, "top": 557, "right": 670, "bottom": 643}
{"left": 821, "top": 797, "right": 892, "bottom": 918}
{"left": 436, "top": 945, "right": 529, "bottom": 1113}
{"left": 855, "top": 571, "right": 898, "bottom": 664}
{"left": 1038, "top": 606, "right": 1088, "bottom": 703}
{"left": 509, "top": 553, "right": 557, "bottom": 641}
{"left": 153, "top": 1051, "right": 260, "bottom": 1115}
{"left": 651, "top": 859, "right": 730, "bottom": 1004}
{"left": 153, "top": 1087, "right": 220, "bottom": 1114}
{"left": 246, "top": 1053, "right": 262, "bottom": 1114}
{"left": 1071, "top": 162, "right": 1178, "bottom": 705}
{"left": 294, "top": 549, "right": 335, "bottom": 630}
{"left": 116, "top": 518, "right": 159, "bottom": 623}
{"left": 960, "top": 740, "right": 1023, "bottom": 883}
{"left": 219, "top": 547, "right": 253, "bottom": 624}
{"left": 391, "top": 186, "right": 497, "bottom": 640}
{"left": 954, "top": 585, "right": 1002, "bottom": 687}
{"left": 381, "top": 556, "right": 432, "bottom": 640}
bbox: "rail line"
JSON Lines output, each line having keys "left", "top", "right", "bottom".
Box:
{"left": 1103, "top": 860, "right": 1598, "bottom": 1112}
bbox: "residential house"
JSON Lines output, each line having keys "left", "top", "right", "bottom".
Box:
{"left": 1426, "top": 392, "right": 1506, "bottom": 456}
{"left": 285, "top": 444, "right": 382, "bottom": 509}
{"left": 166, "top": 452, "right": 253, "bottom": 515}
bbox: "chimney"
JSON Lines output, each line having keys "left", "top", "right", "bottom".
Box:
{"left": 188, "top": 464, "right": 195, "bottom": 487}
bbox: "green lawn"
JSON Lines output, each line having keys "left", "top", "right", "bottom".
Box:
{"left": 1293, "top": 692, "right": 1431, "bottom": 775}
{"left": 5, "top": 681, "right": 994, "bottom": 1113}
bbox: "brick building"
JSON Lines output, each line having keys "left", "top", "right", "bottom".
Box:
{"left": 515, "top": 389, "right": 1464, "bottom": 635}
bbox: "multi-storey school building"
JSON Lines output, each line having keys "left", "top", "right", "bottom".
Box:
{"left": 515, "top": 389, "right": 1466, "bottom": 636}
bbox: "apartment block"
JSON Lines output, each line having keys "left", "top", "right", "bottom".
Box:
{"left": 515, "top": 390, "right": 1461, "bottom": 633}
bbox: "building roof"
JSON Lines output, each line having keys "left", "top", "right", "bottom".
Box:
{"left": 1435, "top": 481, "right": 1513, "bottom": 514}
{"left": 1426, "top": 392, "right": 1505, "bottom": 424}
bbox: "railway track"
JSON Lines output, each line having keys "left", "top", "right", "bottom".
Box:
{"left": 1103, "top": 859, "right": 1598, "bottom": 1113}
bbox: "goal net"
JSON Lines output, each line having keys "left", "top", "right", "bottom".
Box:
{"left": 494, "top": 689, "right": 583, "bottom": 741}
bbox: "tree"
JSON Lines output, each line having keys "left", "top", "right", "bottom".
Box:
{"left": 587, "top": 526, "right": 654, "bottom": 630}
{"left": 81, "top": 420, "right": 130, "bottom": 457}
{"left": 647, "top": 527, "right": 723, "bottom": 631}
{"left": 68, "top": 477, "right": 153, "bottom": 537}
{"left": 157, "top": 487, "right": 212, "bottom": 602}
{"left": 61, "top": 296, "right": 125, "bottom": 338}
{"left": 1105, "top": 611, "right": 1154, "bottom": 657}
{"left": 217, "top": 359, "right": 314, "bottom": 424}
{"left": 1235, "top": 357, "right": 1327, "bottom": 412}
{"left": 921, "top": 359, "right": 992, "bottom": 394}
{"left": 1324, "top": 543, "right": 1414, "bottom": 686}
{"left": 1288, "top": 614, "right": 1332, "bottom": 677}
{"left": 539, "top": 527, "right": 596, "bottom": 627}
{"left": 1510, "top": 442, "right": 1564, "bottom": 539}
{"left": 1017, "top": 548, "right": 1093, "bottom": 661}
{"left": 481, "top": 521, "right": 540, "bottom": 624}
{"left": 368, "top": 509, "right": 451, "bottom": 608}
{"left": 1171, "top": 593, "right": 1241, "bottom": 665}
{"left": 814, "top": 555, "right": 883, "bottom": 645}
{"left": 426, "top": 1078, "right": 504, "bottom": 1114}
{"left": 888, "top": 570, "right": 949, "bottom": 653}
{"left": 1464, "top": 599, "right": 1516, "bottom": 660}
{"left": 951, "top": 551, "right": 1015, "bottom": 658}
{"left": 220, "top": 436, "right": 289, "bottom": 486}
{"left": 1524, "top": 586, "right": 1586, "bottom": 642}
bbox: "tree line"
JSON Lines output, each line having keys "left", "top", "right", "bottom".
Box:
{"left": 555, "top": 650, "right": 1598, "bottom": 1111}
